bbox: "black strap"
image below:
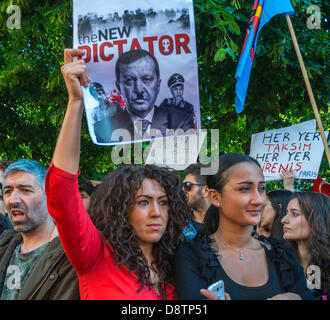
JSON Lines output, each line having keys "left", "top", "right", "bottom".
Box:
{"left": 163, "top": 283, "right": 166, "bottom": 300}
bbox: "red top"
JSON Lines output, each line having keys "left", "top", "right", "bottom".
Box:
{"left": 45, "top": 163, "right": 176, "bottom": 300}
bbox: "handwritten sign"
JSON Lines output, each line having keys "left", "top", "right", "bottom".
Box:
{"left": 249, "top": 120, "right": 328, "bottom": 180}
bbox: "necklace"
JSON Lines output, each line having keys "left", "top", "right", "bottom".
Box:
{"left": 218, "top": 236, "right": 254, "bottom": 261}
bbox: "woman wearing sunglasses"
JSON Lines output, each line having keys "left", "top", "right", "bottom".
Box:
{"left": 175, "top": 153, "right": 315, "bottom": 300}
{"left": 45, "top": 49, "right": 192, "bottom": 299}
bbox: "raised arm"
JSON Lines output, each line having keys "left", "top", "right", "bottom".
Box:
{"left": 53, "top": 49, "right": 91, "bottom": 174}
{"left": 46, "top": 49, "right": 103, "bottom": 275}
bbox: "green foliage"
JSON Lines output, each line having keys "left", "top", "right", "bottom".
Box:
{"left": 0, "top": 0, "right": 328, "bottom": 187}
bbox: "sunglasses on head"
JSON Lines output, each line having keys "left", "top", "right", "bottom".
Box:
{"left": 182, "top": 181, "right": 206, "bottom": 192}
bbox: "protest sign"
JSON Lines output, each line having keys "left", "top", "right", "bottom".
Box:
{"left": 73, "top": 0, "right": 200, "bottom": 146}
{"left": 145, "top": 130, "right": 206, "bottom": 170}
{"left": 249, "top": 120, "right": 329, "bottom": 180}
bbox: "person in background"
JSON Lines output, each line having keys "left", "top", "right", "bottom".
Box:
{"left": 44, "top": 48, "right": 192, "bottom": 300}
{"left": 0, "top": 160, "right": 13, "bottom": 229}
{"left": 0, "top": 159, "right": 79, "bottom": 300}
{"left": 78, "top": 180, "right": 95, "bottom": 211}
{"left": 256, "top": 168, "right": 295, "bottom": 238}
{"left": 183, "top": 164, "right": 211, "bottom": 231}
{"left": 281, "top": 191, "right": 330, "bottom": 299}
{"left": 175, "top": 153, "right": 315, "bottom": 300}
{"left": 0, "top": 214, "right": 11, "bottom": 236}
{"left": 257, "top": 189, "right": 292, "bottom": 239}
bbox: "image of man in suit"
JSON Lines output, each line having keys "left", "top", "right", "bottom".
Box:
{"left": 93, "top": 49, "right": 194, "bottom": 143}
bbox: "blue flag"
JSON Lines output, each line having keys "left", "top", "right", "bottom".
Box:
{"left": 234, "top": 0, "right": 294, "bottom": 114}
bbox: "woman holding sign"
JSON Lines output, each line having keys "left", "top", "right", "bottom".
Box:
{"left": 281, "top": 191, "right": 330, "bottom": 299}
{"left": 44, "top": 49, "right": 191, "bottom": 299}
{"left": 175, "top": 153, "right": 315, "bottom": 300}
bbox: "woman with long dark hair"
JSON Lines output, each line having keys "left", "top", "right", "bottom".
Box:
{"left": 45, "top": 49, "right": 191, "bottom": 299}
{"left": 257, "top": 189, "right": 292, "bottom": 239}
{"left": 281, "top": 191, "right": 330, "bottom": 299}
{"left": 175, "top": 153, "right": 314, "bottom": 300}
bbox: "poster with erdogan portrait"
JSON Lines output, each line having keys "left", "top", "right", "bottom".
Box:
{"left": 73, "top": 0, "right": 201, "bottom": 146}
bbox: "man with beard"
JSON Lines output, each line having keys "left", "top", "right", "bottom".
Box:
{"left": 0, "top": 159, "right": 79, "bottom": 300}
{"left": 183, "top": 164, "right": 211, "bottom": 232}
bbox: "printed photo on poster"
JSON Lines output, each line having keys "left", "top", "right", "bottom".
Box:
{"left": 73, "top": 0, "right": 200, "bottom": 145}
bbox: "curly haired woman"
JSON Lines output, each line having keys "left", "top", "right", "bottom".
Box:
{"left": 281, "top": 191, "right": 330, "bottom": 299}
{"left": 45, "top": 49, "right": 191, "bottom": 299}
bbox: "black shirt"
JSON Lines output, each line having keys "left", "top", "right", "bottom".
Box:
{"left": 175, "top": 233, "right": 315, "bottom": 300}
{"left": 213, "top": 246, "right": 284, "bottom": 300}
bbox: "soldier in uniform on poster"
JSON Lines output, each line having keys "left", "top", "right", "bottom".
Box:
{"left": 159, "top": 73, "right": 196, "bottom": 125}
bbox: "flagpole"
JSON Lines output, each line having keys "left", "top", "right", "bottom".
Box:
{"left": 285, "top": 14, "right": 330, "bottom": 167}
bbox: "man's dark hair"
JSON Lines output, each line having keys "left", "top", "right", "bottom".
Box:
{"left": 115, "top": 49, "right": 160, "bottom": 81}
{"left": 78, "top": 180, "right": 95, "bottom": 196}
{"left": 184, "top": 163, "right": 209, "bottom": 184}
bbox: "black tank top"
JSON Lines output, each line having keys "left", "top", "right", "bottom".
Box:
{"left": 216, "top": 246, "right": 286, "bottom": 300}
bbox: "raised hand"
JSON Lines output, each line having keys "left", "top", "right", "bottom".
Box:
{"left": 61, "top": 49, "right": 91, "bottom": 101}
{"left": 280, "top": 168, "right": 295, "bottom": 191}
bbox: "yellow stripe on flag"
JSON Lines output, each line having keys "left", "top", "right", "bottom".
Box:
{"left": 256, "top": 5, "right": 263, "bottom": 18}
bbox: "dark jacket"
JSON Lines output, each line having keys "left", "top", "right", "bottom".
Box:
{"left": 0, "top": 214, "right": 12, "bottom": 236}
{"left": 0, "top": 229, "right": 80, "bottom": 300}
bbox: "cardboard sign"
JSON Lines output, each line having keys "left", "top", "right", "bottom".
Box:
{"left": 249, "top": 120, "right": 329, "bottom": 180}
{"left": 73, "top": 0, "right": 200, "bottom": 145}
{"left": 145, "top": 131, "right": 206, "bottom": 170}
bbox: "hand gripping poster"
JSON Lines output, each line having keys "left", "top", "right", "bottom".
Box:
{"left": 73, "top": 0, "right": 201, "bottom": 145}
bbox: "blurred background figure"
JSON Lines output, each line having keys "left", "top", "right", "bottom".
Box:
{"left": 0, "top": 159, "right": 13, "bottom": 232}
{"left": 257, "top": 189, "right": 292, "bottom": 239}
{"left": 183, "top": 164, "right": 210, "bottom": 231}
{"left": 256, "top": 168, "right": 295, "bottom": 239}
{"left": 78, "top": 180, "right": 96, "bottom": 211}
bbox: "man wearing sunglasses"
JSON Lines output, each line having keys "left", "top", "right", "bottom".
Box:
{"left": 183, "top": 164, "right": 211, "bottom": 231}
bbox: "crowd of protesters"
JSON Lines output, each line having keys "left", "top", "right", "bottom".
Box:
{"left": 0, "top": 49, "right": 329, "bottom": 300}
